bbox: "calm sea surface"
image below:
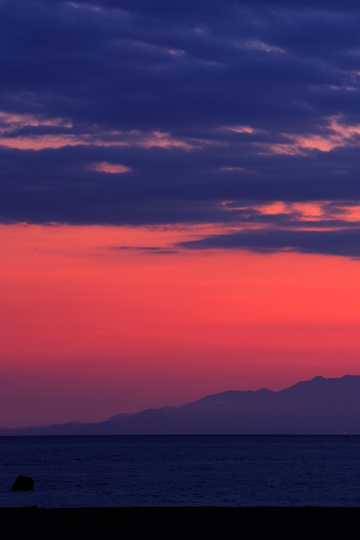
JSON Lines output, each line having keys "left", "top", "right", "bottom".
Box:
{"left": 0, "top": 435, "right": 360, "bottom": 507}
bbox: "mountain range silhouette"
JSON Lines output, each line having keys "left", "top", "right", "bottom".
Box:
{"left": 2, "top": 375, "right": 360, "bottom": 435}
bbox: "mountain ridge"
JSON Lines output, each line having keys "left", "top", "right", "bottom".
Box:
{"left": 1, "top": 374, "right": 360, "bottom": 435}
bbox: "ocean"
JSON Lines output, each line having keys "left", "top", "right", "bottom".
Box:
{"left": 1, "top": 435, "right": 360, "bottom": 508}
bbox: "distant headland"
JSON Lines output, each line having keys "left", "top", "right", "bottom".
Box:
{"left": 1, "top": 375, "right": 360, "bottom": 435}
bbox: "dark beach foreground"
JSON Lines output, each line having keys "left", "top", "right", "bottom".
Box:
{"left": 1, "top": 507, "right": 360, "bottom": 540}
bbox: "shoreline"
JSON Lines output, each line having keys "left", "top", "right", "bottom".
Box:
{"left": 1, "top": 507, "right": 360, "bottom": 539}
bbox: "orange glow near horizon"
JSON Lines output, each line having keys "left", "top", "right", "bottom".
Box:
{"left": 1, "top": 224, "right": 360, "bottom": 427}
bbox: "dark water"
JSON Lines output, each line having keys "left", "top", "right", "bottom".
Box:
{"left": 1, "top": 435, "right": 360, "bottom": 507}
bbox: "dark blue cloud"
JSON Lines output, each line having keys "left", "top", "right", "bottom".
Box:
{"left": 1, "top": 0, "right": 360, "bottom": 255}
{"left": 177, "top": 229, "right": 360, "bottom": 258}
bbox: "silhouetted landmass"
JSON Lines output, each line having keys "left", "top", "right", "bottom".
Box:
{"left": 1, "top": 375, "right": 360, "bottom": 435}
{"left": 2, "top": 507, "right": 360, "bottom": 540}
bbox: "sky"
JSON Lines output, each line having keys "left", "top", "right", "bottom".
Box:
{"left": 1, "top": 0, "right": 360, "bottom": 427}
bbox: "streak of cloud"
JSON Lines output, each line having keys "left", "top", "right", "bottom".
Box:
{"left": 177, "top": 228, "right": 360, "bottom": 258}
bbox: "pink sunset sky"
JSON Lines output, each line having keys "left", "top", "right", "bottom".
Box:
{"left": 2, "top": 0, "right": 360, "bottom": 428}
{"left": 1, "top": 223, "right": 360, "bottom": 427}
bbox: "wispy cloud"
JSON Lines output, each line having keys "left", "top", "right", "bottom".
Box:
{"left": 93, "top": 162, "right": 130, "bottom": 174}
